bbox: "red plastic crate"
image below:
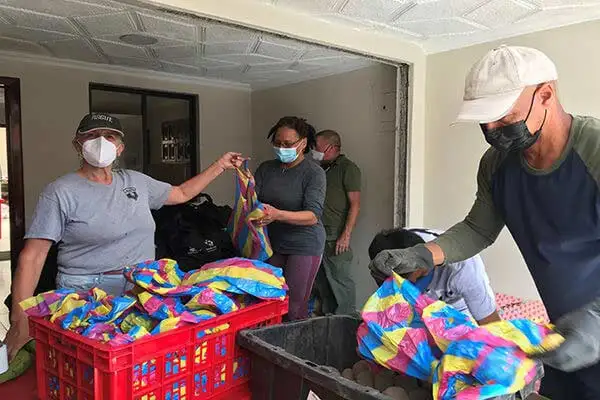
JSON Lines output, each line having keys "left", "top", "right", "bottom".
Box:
{"left": 29, "top": 299, "right": 288, "bottom": 400}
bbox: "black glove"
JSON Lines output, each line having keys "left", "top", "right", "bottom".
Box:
{"left": 535, "top": 297, "right": 600, "bottom": 372}
{"left": 368, "top": 244, "right": 435, "bottom": 283}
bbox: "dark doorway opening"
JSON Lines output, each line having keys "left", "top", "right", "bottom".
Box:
{"left": 89, "top": 84, "right": 199, "bottom": 185}
{"left": 0, "top": 77, "right": 25, "bottom": 333}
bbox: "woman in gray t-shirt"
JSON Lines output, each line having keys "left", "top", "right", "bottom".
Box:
{"left": 254, "top": 117, "right": 326, "bottom": 321}
{"left": 5, "top": 112, "right": 244, "bottom": 360}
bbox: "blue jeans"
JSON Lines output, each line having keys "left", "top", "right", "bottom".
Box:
{"left": 56, "top": 272, "right": 131, "bottom": 297}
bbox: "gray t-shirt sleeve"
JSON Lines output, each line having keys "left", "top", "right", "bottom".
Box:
{"left": 25, "top": 191, "right": 66, "bottom": 243}
{"left": 138, "top": 172, "right": 172, "bottom": 210}
{"left": 303, "top": 167, "right": 326, "bottom": 218}
{"left": 451, "top": 255, "right": 497, "bottom": 321}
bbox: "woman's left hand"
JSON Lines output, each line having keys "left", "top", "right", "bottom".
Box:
{"left": 217, "top": 152, "right": 245, "bottom": 170}
{"left": 255, "top": 204, "right": 280, "bottom": 226}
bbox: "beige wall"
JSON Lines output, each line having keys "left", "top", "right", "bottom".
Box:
{"left": 251, "top": 64, "right": 398, "bottom": 306}
{"left": 0, "top": 57, "right": 252, "bottom": 226}
{"left": 424, "top": 20, "right": 600, "bottom": 300}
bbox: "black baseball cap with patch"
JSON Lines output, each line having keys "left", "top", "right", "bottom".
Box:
{"left": 76, "top": 113, "right": 124, "bottom": 136}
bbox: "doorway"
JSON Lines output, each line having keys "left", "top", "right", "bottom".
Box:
{"left": 89, "top": 84, "right": 198, "bottom": 185}
{"left": 0, "top": 77, "right": 25, "bottom": 335}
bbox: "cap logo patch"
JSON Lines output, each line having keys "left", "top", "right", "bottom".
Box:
{"left": 92, "top": 114, "right": 113, "bottom": 123}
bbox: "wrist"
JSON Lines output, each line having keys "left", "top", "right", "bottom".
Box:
{"left": 272, "top": 208, "right": 283, "bottom": 221}
{"left": 211, "top": 160, "right": 226, "bottom": 175}
{"left": 412, "top": 244, "right": 435, "bottom": 270}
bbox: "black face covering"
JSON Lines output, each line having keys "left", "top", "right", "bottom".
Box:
{"left": 481, "top": 88, "right": 547, "bottom": 153}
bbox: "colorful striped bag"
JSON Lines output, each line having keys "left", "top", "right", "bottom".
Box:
{"left": 357, "top": 273, "right": 564, "bottom": 400}
{"left": 227, "top": 161, "right": 273, "bottom": 261}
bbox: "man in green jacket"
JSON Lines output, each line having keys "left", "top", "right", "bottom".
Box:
{"left": 312, "top": 130, "right": 361, "bottom": 315}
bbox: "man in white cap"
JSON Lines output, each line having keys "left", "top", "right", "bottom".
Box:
{"left": 369, "top": 45, "right": 600, "bottom": 399}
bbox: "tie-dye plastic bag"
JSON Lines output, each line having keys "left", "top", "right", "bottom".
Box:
{"left": 357, "top": 273, "right": 563, "bottom": 400}
{"left": 227, "top": 161, "right": 273, "bottom": 261}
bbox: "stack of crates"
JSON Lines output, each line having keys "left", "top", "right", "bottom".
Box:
{"left": 30, "top": 299, "right": 288, "bottom": 400}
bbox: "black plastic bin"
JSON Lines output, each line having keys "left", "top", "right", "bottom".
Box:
{"left": 238, "top": 316, "right": 543, "bottom": 400}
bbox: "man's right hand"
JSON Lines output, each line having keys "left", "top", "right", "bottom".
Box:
{"left": 368, "top": 244, "right": 435, "bottom": 282}
{"left": 5, "top": 315, "right": 31, "bottom": 361}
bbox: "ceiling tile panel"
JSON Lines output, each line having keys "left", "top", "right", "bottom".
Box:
{"left": 290, "top": 62, "right": 324, "bottom": 72}
{"left": 198, "top": 58, "right": 241, "bottom": 69}
{"left": 246, "top": 69, "right": 302, "bottom": 80}
{"left": 204, "top": 41, "right": 252, "bottom": 56}
{"left": 256, "top": 40, "right": 302, "bottom": 60}
{"left": 137, "top": 12, "right": 197, "bottom": 41}
{"left": 102, "top": 33, "right": 185, "bottom": 48}
{"left": 45, "top": 37, "right": 103, "bottom": 62}
{"left": 464, "top": 0, "right": 538, "bottom": 28}
{"left": 161, "top": 61, "right": 201, "bottom": 75}
{"left": 396, "top": 0, "right": 484, "bottom": 22}
{"left": 210, "top": 53, "right": 284, "bottom": 65}
{"left": 246, "top": 62, "right": 295, "bottom": 73}
{"left": 260, "top": 33, "right": 307, "bottom": 48}
{"left": 203, "top": 24, "right": 256, "bottom": 43}
{"left": 396, "top": 17, "right": 483, "bottom": 36}
{"left": 0, "top": 7, "right": 77, "bottom": 35}
{"left": 76, "top": 11, "right": 136, "bottom": 37}
{"left": 96, "top": 39, "right": 148, "bottom": 58}
{"left": 0, "top": 25, "right": 74, "bottom": 42}
{"left": 301, "top": 46, "right": 350, "bottom": 60}
{"left": 340, "top": 0, "right": 410, "bottom": 23}
{"left": 532, "top": 0, "right": 600, "bottom": 7}
{"left": 1, "top": 0, "right": 122, "bottom": 18}
{"left": 275, "top": 0, "right": 339, "bottom": 14}
{"left": 154, "top": 44, "right": 197, "bottom": 60}
{"left": 110, "top": 55, "right": 161, "bottom": 69}
{"left": 0, "top": 35, "right": 49, "bottom": 54}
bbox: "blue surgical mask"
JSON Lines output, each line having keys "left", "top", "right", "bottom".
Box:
{"left": 273, "top": 146, "right": 299, "bottom": 164}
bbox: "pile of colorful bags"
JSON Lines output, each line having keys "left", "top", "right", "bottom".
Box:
{"left": 20, "top": 258, "right": 287, "bottom": 346}
{"left": 357, "top": 273, "right": 563, "bottom": 400}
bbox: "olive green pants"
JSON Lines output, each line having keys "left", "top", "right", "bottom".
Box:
{"left": 314, "top": 240, "right": 357, "bottom": 316}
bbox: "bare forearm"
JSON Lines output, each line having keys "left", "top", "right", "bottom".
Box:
{"left": 342, "top": 204, "right": 360, "bottom": 236}
{"left": 277, "top": 210, "right": 318, "bottom": 226}
{"left": 11, "top": 253, "right": 46, "bottom": 319}
{"left": 177, "top": 162, "right": 224, "bottom": 202}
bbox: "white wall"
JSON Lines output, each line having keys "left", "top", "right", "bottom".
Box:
{"left": 424, "top": 20, "right": 600, "bottom": 300}
{"left": 0, "top": 56, "right": 252, "bottom": 226}
{"left": 252, "top": 64, "right": 398, "bottom": 306}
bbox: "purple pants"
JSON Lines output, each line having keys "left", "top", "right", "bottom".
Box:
{"left": 268, "top": 253, "right": 322, "bottom": 321}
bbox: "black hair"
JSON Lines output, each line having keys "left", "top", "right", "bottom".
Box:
{"left": 368, "top": 228, "right": 426, "bottom": 260}
{"left": 267, "top": 116, "right": 316, "bottom": 154}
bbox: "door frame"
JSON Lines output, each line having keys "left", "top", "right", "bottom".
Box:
{"left": 88, "top": 83, "right": 199, "bottom": 177}
{"left": 0, "top": 77, "right": 25, "bottom": 269}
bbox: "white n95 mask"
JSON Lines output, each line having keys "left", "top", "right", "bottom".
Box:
{"left": 82, "top": 136, "right": 117, "bottom": 168}
{"left": 311, "top": 149, "right": 325, "bottom": 162}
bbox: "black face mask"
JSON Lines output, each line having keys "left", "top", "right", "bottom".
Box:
{"left": 481, "top": 88, "right": 547, "bottom": 153}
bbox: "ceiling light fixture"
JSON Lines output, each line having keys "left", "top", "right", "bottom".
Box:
{"left": 119, "top": 34, "right": 159, "bottom": 46}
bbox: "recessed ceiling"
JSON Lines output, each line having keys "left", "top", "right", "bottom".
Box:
{"left": 245, "top": 0, "right": 600, "bottom": 53}
{"left": 0, "top": 0, "right": 375, "bottom": 89}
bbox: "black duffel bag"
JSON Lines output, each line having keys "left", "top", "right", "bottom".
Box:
{"left": 153, "top": 193, "right": 238, "bottom": 271}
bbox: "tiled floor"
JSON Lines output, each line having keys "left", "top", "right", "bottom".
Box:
{"left": 0, "top": 217, "right": 10, "bottom": 252}
{"left": 0, "top": 260, "right": 10, "bottom": 339}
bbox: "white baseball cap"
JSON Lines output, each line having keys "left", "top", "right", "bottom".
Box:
{"left": 455, "top": 45, "right": 558, "bottom": 124}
